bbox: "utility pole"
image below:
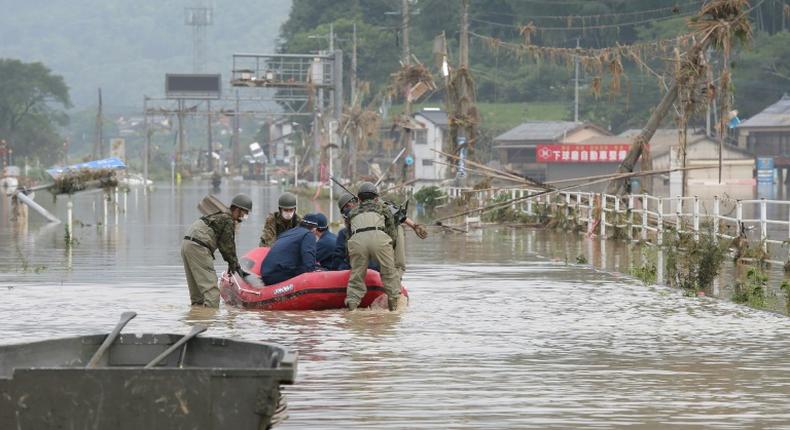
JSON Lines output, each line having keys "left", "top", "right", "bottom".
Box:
{"left": 574, "top": 38, "right": 580, "bottom": 123}
{"left": 176, "top": 99, "right": 185, "bottom": 173}
{"left": 350, "top": 22, "right": 358, "bottom": 181}
{"left": 233, "top": 90, "right": 240, "bottom": 174}
{"left": 455, "top": 0, "right": 472, "bottom": 183}
{"left": 207, "top": 100, "right": 213, "bottom": 172}
{"left": 143, "top": 95, "right": 149, "bottom": 187}
{"left": 330, "top": 22, "right": 334, "bottom": 52}
{"left": 94, "top": 88, "right": 104, "bottom": 159}
{"left": 401, "top": 0, "right": 413, "bottom": 182}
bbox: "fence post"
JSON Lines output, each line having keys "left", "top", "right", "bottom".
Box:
{"left": 66, "top": 199, "right": 73, "bottom": 241}
{"left": 675, "top": 196, "right": 683, "bottom": 233}
{"left": 600, "top": 195, "right": 607, "bottom": 238}
{"left": 736, "top": 200, "right": 743, "bottom": 237}
{"left": 641, "top": 193, "right": 648, "bottom": 241}
{"left": 657, "top": 197, "right": 664, "bottom": 245}
{"left": 565, "top": 192, "right": 571, "bottom": 218}
{"left": 760, "top": 198, "right": 768, "bottom": 251}
{"left": 693, "top": 196, "right": 700, "bottom": 241}
{"left": 626, "top": 194, "right": 634, "bottom": 239}
{"left": 511, "top": 189, "right": 517, "bottom": 210}
{"left": 587, "top": 193, "right": 594, "bottom": 234}
{"left": 527, "top": 191, "right": 533, "bottom": 216}
{"left": 713, "top": 195, "right": 720, "bottom": 238}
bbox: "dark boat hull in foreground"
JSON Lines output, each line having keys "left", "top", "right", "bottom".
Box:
{"left": 0, "top": 333, "right": 296, "bottom": 430}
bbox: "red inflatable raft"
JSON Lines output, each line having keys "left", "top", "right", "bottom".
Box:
{"left": 219, "top": 247, "right": 408, "bottom": 310}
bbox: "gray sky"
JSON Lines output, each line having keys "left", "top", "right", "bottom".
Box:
{"left": 0, "top": 0, "right": 291, "bottom": 110}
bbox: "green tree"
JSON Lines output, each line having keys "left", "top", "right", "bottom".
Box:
{"left": 0, "top": 59, "right": 72, "bottom": 165}
{"left": 732, "top": 31, "right": 790, "bottom": 117}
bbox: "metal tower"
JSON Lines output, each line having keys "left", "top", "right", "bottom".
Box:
{"left": 185, "top": 3, "right": 212, "bottom": 72}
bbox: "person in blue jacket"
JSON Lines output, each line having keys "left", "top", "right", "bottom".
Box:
{"left": 331, "top": 193, "right": 380, "bottom": 271}
{"left": 312, "top": 212, "right": 337, "bottom": 269}
{"left": 261, "top": 214, "right": 320, "bottom": 285}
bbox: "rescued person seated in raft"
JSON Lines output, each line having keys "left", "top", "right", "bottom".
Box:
{"left": 331, "top": 193, "right": 380, "bottom": 272}
{"left": 312, "top": 212, "right": 337, "bottom": 269}
{"left": 260, "top": 214, "right": 321, "bottom": 285}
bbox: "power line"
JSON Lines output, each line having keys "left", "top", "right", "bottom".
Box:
{"left": 470, "top": 11, "right": 695, "bottom": 32}
{"left": 476, "top": 1, "right": 703, "bottom": 21}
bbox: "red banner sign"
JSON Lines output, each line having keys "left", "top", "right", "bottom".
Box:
{"left": 536, "top": 144, "right": 631, "bottom": 163}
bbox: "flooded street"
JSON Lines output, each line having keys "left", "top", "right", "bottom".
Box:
{"left": 2, "top": 184, "right": 790, "bottom": 428}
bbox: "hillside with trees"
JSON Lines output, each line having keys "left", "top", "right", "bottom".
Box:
{"left": 278, "top": 0, "right": 790, "bottom": 135}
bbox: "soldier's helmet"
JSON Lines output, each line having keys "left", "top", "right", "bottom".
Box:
{"left": 338, "top": 193, "right": 356, "bottom": 211}
{"left": 278, "top": 192, "right": 297, "bottom": 209}
{"left": 357, "top": 182, "right": 378, "bottom": 200}
{"left": 230, "top": 193, "right": 253, "bottom": 212}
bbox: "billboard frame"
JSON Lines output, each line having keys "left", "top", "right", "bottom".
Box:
{"left": 165, "top": 73, "right": 221, "bottom": 99}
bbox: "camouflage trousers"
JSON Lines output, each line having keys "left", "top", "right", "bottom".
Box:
{"left": 346, "top": 231, "right": 401, "bottom": 310}
{"left": 181, "top": 240, "right": 220, "bottom": 308}
{"left": 394, "top": 225, "right": 406, "bottom": 281}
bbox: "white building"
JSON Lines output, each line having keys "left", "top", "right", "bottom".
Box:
{"left": 412, "top": 108, "right": 449, "bottom": 185}
{"left": 619, "top": 128, "right": 754, "bottom": 185}
{"left": 266, "top": 118, "right": 294, "bottom": 165}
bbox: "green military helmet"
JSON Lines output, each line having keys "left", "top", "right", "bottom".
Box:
{"left": 230, "top": 193, "right": 253, "bottom": 212}
{"left": 338, "top": 193, "right": 356, "bottom": 211}
{"left": 278, "top": 192, "right": 297, "bottom": 209}
{"left": 357, "top": 181, "right": 378, "bottom": 200}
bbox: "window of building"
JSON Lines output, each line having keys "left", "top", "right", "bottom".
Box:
{"left": 422, "top": 159, "right": 434, "bottom": 166}
{"left": 415, "top": 129, "right": 428, "bottom": 145}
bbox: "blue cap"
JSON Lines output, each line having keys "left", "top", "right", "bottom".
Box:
{"left": 313, "top": 212, "right": 328, "bottom": 230}
{"left": 301, "top": 213, "right": 320, "bottom": 228}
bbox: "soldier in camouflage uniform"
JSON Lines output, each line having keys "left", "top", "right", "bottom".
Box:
{"left": 382, "top": 201, "right": 428, "bottom": 281}
{"left": 181, "top": 194, "right": 252, "bottom": 307}
{"left": 345, "top": 182, "right": 401, "bottom": 311}
{"left": 259, "top": 192, "right": 302, "bottom": 247}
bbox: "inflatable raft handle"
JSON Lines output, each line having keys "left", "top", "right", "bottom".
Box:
{"left": 228, "top": 272, "right": 262, "bottom": 296}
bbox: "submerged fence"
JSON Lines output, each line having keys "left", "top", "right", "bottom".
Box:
{"left": 439, "top": 186, "right": 790, "bottom": 265}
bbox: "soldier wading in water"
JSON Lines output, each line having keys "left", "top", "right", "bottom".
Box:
{"left": 344, "top": 182, "right": 401, "bottom": 311}
{"left": 181, "top": 194, "right": 252, "bottom": 307}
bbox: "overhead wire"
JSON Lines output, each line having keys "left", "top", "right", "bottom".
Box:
{"left": 475, "top": 1, "right": 703, "bottom": 20}
{"left": 470, "top": 11, "right": 696, "bottom": 32}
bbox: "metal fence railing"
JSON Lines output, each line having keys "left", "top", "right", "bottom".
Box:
{"left": 439, "top": 186, "right": 790, "bottom": 264}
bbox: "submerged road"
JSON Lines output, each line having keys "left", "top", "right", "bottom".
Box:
{"left": 2, "top": 184, "right": 790, "bottom": 428}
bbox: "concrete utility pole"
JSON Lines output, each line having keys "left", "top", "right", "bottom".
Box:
{"left": 456, "top": 0, "right": 472, "bottom": 182}
{"left": 574, "top": 38, "right": 580, "bottom": 123}
{"left": 233, "top": 90, "right": 240, "bottom": 174}
{"left": 207, "top": 100, "right": 213, "bottom": 172}
{"left": 94, "top": 88, "right": 104, "bottom": 159}
{"left": 349, "top": 22, "right": 358, "bottom": 181}
{"left": 460, "top": 0, "right": 469, "bottom": 69}
{"left": 143, "top": 96, "right": 149, "bottom": 187}
{"left": 401, "top": 0, "right": 414, "bottom": 182}
{"left": 176, "top": 99, "right": 185, "bottom": 172}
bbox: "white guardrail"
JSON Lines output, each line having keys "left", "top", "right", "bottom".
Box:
{"left": 440, "top": 186, "right": 790, "bottom": 264}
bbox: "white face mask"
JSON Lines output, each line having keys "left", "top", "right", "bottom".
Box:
{"left": 281, "top": 209, "right": 295, "bottom": 220}
{"left": 241, "top": 214, "right": 249, "bottom": 222}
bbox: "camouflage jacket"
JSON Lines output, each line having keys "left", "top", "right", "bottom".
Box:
{"left": 201, "top": 212, "right": 240, "bottom": 272}
{"left": 259, "top": 211, "right": 302, "bottom": 247}
{"left": 345, "top": 199, "right": 398, "bottom": 244}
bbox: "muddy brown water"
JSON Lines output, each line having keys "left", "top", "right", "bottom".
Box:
{"left": 2, "top": 184, "right": 790, "bottom": 429}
